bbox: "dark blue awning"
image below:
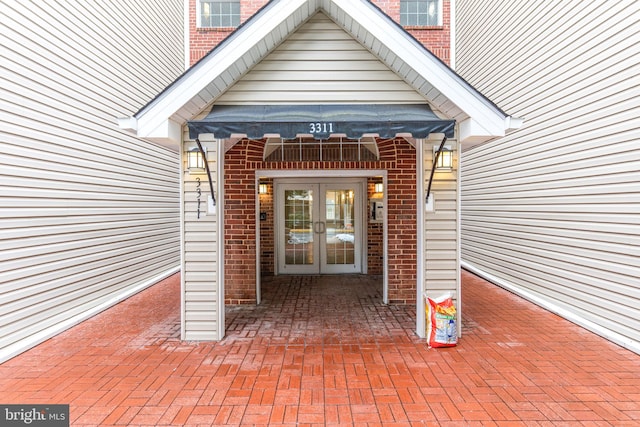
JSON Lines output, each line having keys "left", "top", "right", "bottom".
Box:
{"left": 187, "top": 104, "right": 455, "bottom": 140}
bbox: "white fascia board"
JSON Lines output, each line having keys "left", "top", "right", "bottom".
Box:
{"left": 117, "top": 115, "right": 180, "bottom": 151}
{"left": 330, "top": 0, "right": 509, "bottom": 136}
{"left": 506, "top": 115, "right": 524, "bottom": 132}
{"left": 458, "top": 115, "right": 524, "bottom": 145}
{"left": 136, "top": 118, "right": 183, "bottom": 150}
{"left": 117, "top": 116, "right": 137, "bottom": 132}
{"left": 459, "top": 117, "right": 501, "bottom": 144}
{"left": 135, "top": 0, "right": 314, "bottom": 141}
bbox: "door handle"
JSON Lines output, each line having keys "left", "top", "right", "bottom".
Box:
{"left": 314, "top": 221, "right": 326, "bottom": 234}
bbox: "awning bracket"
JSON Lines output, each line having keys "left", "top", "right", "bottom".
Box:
{"left": 425, "top": 135, "right": 448, "bottom": 207}
{"left": 195, "top": 138, "right": 216, "bottom": 210}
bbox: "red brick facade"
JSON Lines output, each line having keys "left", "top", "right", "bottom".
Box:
{"left": 366, "top": 182, "right": 384, "bottom": 277}
{"left": 192, "top": 1, "right": 450, "bottom": 305}
{"left": 188, "top": 0, "right": 270, "bottom": 65}
{"left": 371, "top": 0, "right": 451, "bottom": 64}
{"left": 189, "top": 0, "right": 451, "bottom": 66}
{"left": 225, "top": 138, "right": 417, "bottom": 304}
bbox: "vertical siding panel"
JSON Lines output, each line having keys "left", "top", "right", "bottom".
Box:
{"left": 0, "top": 0, "right": 183, "bottom": 362}
{"left": 456, "top": 0, "right": 640, "bottom": 353}
{"left": 182, "top": 136, "right": 220, "bottom": 340}
{"left": 424, "top": 139, "right": 460, "bottom": 314}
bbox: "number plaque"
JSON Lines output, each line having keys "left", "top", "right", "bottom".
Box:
{"left": 309, "top": 122, "right": 334, "bottom": 134}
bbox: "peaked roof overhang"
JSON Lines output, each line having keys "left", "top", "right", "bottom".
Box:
{"left": 118, "top": 0, "right": 522, "bottom": 150}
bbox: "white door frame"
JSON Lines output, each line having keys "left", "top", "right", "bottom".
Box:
{"left": 275, "top": 179, "right": 365, "bottom": 275}
{"left": 255, "top": 169, "right": 388, "bottom": 304}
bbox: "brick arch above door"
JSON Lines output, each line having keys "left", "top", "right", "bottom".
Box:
{"left": 223, "top": 137, "right": 418, "bottom": 305}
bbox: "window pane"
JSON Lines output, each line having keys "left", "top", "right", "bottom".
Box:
{"left": 200, "top": 0, "right": 240, "bottom": 27}
{"left": 400, "top": 0, "right": 440, "bottom": 26}
{"left": 418, "top": 1, "right": 428, "bottom": 15}
{"left": 284, "top": 190, "right": 314, "bottom": 266}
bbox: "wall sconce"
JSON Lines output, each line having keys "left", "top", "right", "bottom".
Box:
{"left": 434, "top": 145, "right": 453, "bottom": 170}
{"left": 187, "top": 147, "right": 205, "bottom": 172}
{"left": 258, "top": 183, "right": 268, "bottom": 195}
{"left": 374, "top": 183, "right": 384, "bottom": 194}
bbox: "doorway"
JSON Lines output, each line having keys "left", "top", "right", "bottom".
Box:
{"left": 275, "top": 178, "right": 365, "bottom": 274}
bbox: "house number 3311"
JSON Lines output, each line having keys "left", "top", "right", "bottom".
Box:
{"left": 309, "top": 122, "right": 334, "bottom": 134}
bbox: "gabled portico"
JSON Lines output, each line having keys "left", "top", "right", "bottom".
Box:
{"left": 119, "top": 0, "right": 520, "bottom": 342}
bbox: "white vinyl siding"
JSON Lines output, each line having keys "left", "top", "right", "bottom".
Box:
{"left": 181, "top": 136, "right": 221, "bottom": 341}
{"left": 216, "top": 13, "right": 427, "bottom": 105}
{"left": 456, "top": 0, "right": 640, "bottom": 353}
{"left": 0, "top": 0, "right": 183, "bottom": 362}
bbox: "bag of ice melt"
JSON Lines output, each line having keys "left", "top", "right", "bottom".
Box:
{"left": 425, "top": 292, "right": 458, "bottom": 348}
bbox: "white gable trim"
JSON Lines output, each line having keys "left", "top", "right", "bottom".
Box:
{"left": 327, "top": 0, "right": 509, "bottom": 137}
{"left": 123, "top": 0, "right": 314, "bottom": 147}
{"left": 120, "top": 0, "right": 521, "bottom": 147}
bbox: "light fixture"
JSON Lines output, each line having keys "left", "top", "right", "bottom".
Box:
{"left": 258, "top": 183, "right": 268, "bottom": 195}
{"left": 434, "top": 145, "right": 453, "bottom": 170}
{"left": 374, "top": 182, "right": 384, "bottom": 194}
{"left": 187, "top": 147, "right": 205, "bottom": 171}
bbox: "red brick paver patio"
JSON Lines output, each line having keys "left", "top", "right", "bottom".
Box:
{"left": 1, "top": 271, "right": 638, "bottom": 426}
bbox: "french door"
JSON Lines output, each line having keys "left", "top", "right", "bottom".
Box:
{"left": 275, "top": 179, "right": 364, "bottom": 274}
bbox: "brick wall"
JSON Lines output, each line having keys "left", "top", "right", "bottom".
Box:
{"left": 372, "top": 0, "right": 451, "bottom": 65}
{"left": 258, "top": 181, "right": 274, "bottom": 275}
{"left": 188, "top": 0, "right": 269, "bottom": 66}
{"left": 225, "top": 138, "right": 417, "bottom": 305}
{"left": 367, "top": 180, "right": 384, "bottom": 276}
{"left": 189, "top": 0, "right": 451, "bottom": 65}
{"left": 379, "top": 138, "right": 418, "bottom": 303}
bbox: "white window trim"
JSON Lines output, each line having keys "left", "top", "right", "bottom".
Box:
{"left": 196, "top": 0, "right": 240, "bottom": 29}
{"left": 196, "top": 0, "right": 203, "bottom": 29}
{"left": 401, "top": 0, "right": 444, "bottom": 27}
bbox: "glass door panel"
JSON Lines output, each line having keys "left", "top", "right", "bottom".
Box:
{"left": 323, "top": 188, "right": 356, "bottom": 268}
{"left": 283, "top": 188, "right": 314, "bottom": 267}
{"left": 278, "top": 184, "right": 318, "bottom": 274}
{"left": 276, "top": 180, "right": 363, "bottom": 275}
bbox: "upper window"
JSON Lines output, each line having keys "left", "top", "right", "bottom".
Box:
{"left": 400, "top": 0, "right": 442, "bottom": 27}
{"left": 199, "top": 0, "right": 240, "bottom": 28}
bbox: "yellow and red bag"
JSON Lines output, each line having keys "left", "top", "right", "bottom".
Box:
{"left": 426, "top": 292, "right": 458, "bottom": 348}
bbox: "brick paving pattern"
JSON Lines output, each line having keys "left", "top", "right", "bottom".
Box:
{"left": 1, "top": 271, "right": 638, "bottom": 426}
